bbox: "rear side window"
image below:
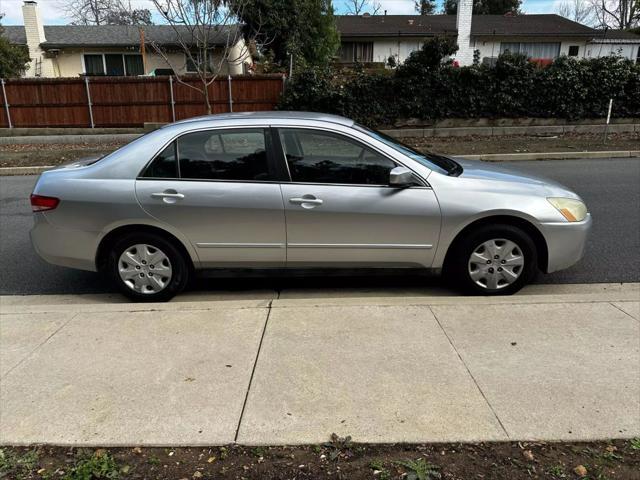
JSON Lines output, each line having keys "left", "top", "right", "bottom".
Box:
{"left": 141, "top": 128, "right": 272, "bottom": 181}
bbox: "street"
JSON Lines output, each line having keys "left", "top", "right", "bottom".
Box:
{"left": 1, "top": 158, "right": 639, "bottom": 295}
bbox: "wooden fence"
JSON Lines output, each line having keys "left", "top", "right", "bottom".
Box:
{"left": 0, "top": 74, "right": 286, "bottom": 128}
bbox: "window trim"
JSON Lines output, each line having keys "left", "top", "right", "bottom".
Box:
{"left": 272, "top": 126, "right": 428, "bottom": 188}
{"left": 138, "top": 125, "right": 282, "bottom": 183}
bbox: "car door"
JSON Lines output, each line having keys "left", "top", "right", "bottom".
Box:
{"left": 135, "top": 127, "right": 286, "bottom": 267}
{"left": 276, "top": 127, "right": 441, "bottom": 268}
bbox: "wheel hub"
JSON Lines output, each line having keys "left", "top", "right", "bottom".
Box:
{"left": 467, "top": 238, "right": 524, "bottom": 290}
{"left": 118, "top": 244, "right": 172, "bottom": 294}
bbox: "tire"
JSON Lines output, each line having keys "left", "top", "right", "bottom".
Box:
{"left": 107, "top": 232, "right": 189, "bottom": 302}
{"left": 445, "top": 224, "right": 538, "bottom": 296}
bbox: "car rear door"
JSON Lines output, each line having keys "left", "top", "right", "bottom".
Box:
{"left": 275, "top": 127, "right": 441, "bottom": 268}
{"left": 135, "top": 127, "right": 286, "bottom": 267}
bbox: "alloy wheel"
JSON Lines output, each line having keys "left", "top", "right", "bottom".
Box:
{"left": 118, "top": 243, "right": 173, "bottom": 294}
{"left": 467, "top": 238, "right": 525, "bottom": 291}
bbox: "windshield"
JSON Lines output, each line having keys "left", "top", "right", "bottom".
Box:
{"left": 355, "top": 124, "right": 463, "bottom": 176}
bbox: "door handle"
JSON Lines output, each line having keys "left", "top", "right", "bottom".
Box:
{"left": 151, "top": 192, "right": 185, "bottom": 199}
{"left": 289, "top": 196, "right": 323, "bottom": 206}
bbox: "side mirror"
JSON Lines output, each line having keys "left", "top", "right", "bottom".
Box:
{"left": 389, "top": 166, "right": 415, "bottom": 187}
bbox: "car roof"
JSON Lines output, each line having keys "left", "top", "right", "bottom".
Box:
{"left": 168, "top": 111, "right": 355, "bottom": 128}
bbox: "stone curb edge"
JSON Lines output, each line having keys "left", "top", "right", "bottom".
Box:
{"left": 2, "top": 151, "right": 638, "bottom": 176}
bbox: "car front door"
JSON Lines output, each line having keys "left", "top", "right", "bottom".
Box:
{"left": 135, "top": 127, "right": 286, "bottom": 267}
{"left": 276, "top": 128, "right": 441, "bottom": 268}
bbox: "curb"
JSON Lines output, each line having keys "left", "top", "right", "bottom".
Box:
{"left": 1, "top": 151, "right": 638, "bottom": 176}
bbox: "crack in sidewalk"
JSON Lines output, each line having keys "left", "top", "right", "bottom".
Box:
{"left": 1, "top": 313, "right": 75, "bottom": 380}
{"left": 234, "top": 300, "right": 273, "bottom": 442}
{"left": 428, "top": 306, "right": 511, "bottom": 440}
{"left": 609, "top": 301, "right": 640, "bottom": 324}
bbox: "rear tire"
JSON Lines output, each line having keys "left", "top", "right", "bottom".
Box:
{"left": 445, "top": 224, "right": 537, "bottom": 295}
{"left": 107, "top": 232, "right": 189, "bottom": 302}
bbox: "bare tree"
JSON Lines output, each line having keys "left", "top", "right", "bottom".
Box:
{"left": 556, "top": 0, "right": 594, "bottom": 24}
{"left": 148, "top": 0, "right": 261, "bottom": 114}
{"left": 66, "top": 0, "right": 153, "bottom": 25}
{"left": 590, "top": 0, "right": 639, "bottom": 29}
{"left": 345, "top": 0, "right": 382, "bottom": 15}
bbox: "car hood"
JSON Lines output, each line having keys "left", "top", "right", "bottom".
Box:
{"left": 454, "top": 158, "right": 577, "bottom": 196}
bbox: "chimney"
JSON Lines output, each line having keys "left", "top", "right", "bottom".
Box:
{"left": 22, "top": 1, "right": 54, "bottom": 77}
{"left": 454, "top": 0, "right": 474, "bottom": 66}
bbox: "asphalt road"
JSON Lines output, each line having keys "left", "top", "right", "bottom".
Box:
{"left": 1, "top": 158, "right": 638, "bottom": 295}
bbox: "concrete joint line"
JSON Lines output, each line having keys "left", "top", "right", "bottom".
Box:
{"left": 1, "top": 314, "right": 75, "bottom": 380}
{"left": 234, "top": 300, "right": 273, "bottom": 442}
{"left": 609, "top": 302, "right": 640, "bottom": 324}
{"left": 428, "top": 306, "right": 511, "bottom": 440}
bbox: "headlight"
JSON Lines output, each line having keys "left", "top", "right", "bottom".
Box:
{"left": 547, "top": 197, "right": 588, "bottom": 222}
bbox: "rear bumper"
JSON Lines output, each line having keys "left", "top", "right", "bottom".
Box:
{"left": 30, "top": 213, "right": 98, "bottom": 272}
{"left": 539, "top": 214, "right": 592, "bottom": 273}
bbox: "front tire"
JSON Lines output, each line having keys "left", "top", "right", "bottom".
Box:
{"left": 445, "top": 224, "right": 538, "bottom": 295}
{"left": 107, "top": 232, "right": 189, "bottom": 302}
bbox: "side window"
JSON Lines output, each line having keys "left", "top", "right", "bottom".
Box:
{"left": 141, "top": 128, "right": 272, "bottom": 181}
{"left": 279, "top": 129, "right": 396, "bottom": 185}
{"left": 178, "top": 129, "right": 270, "bottom": 181}
{"left": 141, "top": 142, "right": 178, "bottom": 178}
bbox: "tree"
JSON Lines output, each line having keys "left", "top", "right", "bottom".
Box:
{"left": 0, "top": 18, "right": 30, "bottom": 78}
{"left": 148, "top": 0, "right": 256, "bottom": 114}
{"left": 66, "top": 0, "right": 153, "bottom": 25}
{"left": 345, "top": 0, "right": 381, "bottom": 15}
{"left": 233, "top": 0, "right": 339, "bottom": 70}
{"left": 556, "top": 0, "right": 594, "bottom": 24}
{"left": 444, "top": 0, "right": 522, "bottom": 15}
{"left": 590, "top": 0, "right": 639, "bottom": 29}
{"left": 415, "top": 0, "right": 436, "bottom": 15}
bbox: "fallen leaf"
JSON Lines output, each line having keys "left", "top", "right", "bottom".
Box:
{"left": 523, "top": 450, "right": 534, "bottom": 461}
{"left": 193, "top": 471, "right": 203, "bottom": 478}
{"left": 133, "top": 447, "right": 142, "bottom": 454}
{"left": 207, "top": 456, "right": 216, "bottom": 463}
{"left": 574, "top": 464, "right": 588, "bottom": 477}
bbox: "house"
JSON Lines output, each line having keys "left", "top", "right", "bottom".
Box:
{"left": 2, "top": 1, "right": 252, "bottom": 78}
{"left": 336, "top": 1, "right": 640, "bottom": 66}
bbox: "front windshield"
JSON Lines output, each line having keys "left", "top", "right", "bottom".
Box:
{"left": 355, "top": 124, "right": 462, "bottom": 176}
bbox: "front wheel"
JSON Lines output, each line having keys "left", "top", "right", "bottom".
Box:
{"left": 445, "top": 224, "right": 538, "bottom": 295}
{"left": 107, "top": 232, "right": 189, "bottom": 302}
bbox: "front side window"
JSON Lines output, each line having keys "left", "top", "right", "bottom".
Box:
{"left": 142, "top": 128, "right": 271, "bottom": 181}
{"left": 279, "top": 129, "right": 396, "bottom": 185}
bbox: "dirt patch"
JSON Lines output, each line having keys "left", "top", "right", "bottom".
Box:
{"left": 0, "top": 142, "right": 127, "bottom": 168}
{"left": 407, "top": 132, "right": 640, "bottom": 156}
{"left": 2, "top": 439, "right": 639, "bottom": 479}
{"left": 0, "top": 132, "right": 638, "bottom": 169}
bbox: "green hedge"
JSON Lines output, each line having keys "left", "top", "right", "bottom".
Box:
{"left": 279, "top": 49, "right": 640, "bottom": 127}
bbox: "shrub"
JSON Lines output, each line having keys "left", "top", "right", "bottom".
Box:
{"left": 279, "top": 38, "right": 640, "bottom": 126}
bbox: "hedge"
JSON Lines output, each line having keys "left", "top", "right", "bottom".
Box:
{"left": 279, "top": 42, "right": 640, "bottom": 127}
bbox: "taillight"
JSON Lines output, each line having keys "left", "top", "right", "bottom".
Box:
{"left": 30, "top": 194, "right": 60, "bottom": 212}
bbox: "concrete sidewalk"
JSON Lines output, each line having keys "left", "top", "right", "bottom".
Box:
{"left": 1, "top": 283, "right": 638, "bottom": 446}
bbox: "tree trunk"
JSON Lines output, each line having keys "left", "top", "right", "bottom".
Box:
{"left": 203, "top": 81, "right": 212, "bottom": 115}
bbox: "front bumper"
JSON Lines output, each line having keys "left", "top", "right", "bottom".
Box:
{"left": 539, "top": 214, "right": 592, "bottom": 273}
{"left": 30, "top": 213, "right": 99, "bottom": 272}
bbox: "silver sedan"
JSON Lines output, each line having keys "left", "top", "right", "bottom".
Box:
{"left": 30, "top": 112, "right": 591, "bottom": 301}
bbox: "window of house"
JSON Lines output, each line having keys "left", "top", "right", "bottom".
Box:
{"left": 339, "top": 42, "right": 374, "bottom": 62}
{"left": 83, "top": 54, "right": 144, "bottom": 76}
{"left": 279, "top": 129, "right": 396, "bottom": 185}
{"left": 83, "top": 54, "right": 105, "bottom": 75}
{"left": 499, "top": 42, "right": 561, "bottom": 59}
{"left": 568, "top": 45, "right": 580, "bottom": 57}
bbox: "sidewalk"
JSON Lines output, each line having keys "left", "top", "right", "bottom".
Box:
{"left": 1, "top": 283, "right": 638, "bottom": 447}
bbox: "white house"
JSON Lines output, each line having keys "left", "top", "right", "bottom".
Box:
{"left": 336, "top": 2, "right": 640, "bottom": 66}
{"left": 2, "top": 1, "right": 252, "bottom": 78}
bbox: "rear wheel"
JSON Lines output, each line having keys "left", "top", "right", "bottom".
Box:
{"left": 445, "top": 224, "right": 537, "bottom": 295}
{"left": 107, "top": 232, "right": 189, "bottom": 302}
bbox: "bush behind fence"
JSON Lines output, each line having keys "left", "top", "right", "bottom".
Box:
{"left": 279, "top": 54, "right": 640, "bottom": 127}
